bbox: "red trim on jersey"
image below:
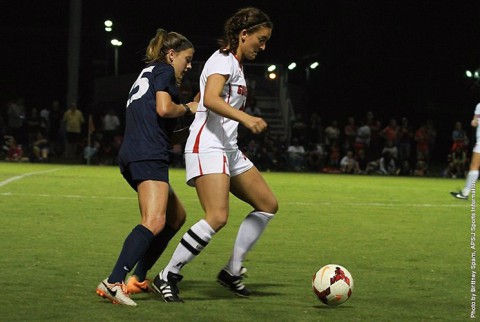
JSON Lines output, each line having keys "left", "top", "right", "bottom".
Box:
{"left": 193, "top": 112, "right": 209, "bottom": 153}
{"left": 198, "top": 154, "right": 204, "bottom": 176}
{"left": 223, "top": 154, "right": 227, "bottom": 174}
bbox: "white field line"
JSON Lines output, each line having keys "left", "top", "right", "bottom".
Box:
{"left": 0, "top": 191, "right": 467, "bottom": 207}
{"left": 0, "top": 168, "right": 62, "bottom": 187}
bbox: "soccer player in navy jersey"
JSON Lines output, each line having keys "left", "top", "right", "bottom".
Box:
{"left": 95, "top": 29, "right": 198, "bottom": 306}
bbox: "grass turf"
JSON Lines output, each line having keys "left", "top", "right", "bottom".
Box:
{"left": 0, "top": 162, "right": 474, "bottom": 321}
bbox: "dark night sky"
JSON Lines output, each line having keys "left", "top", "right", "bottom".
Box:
{"left": 2, "top": 0, "right": 480, "bottom": 149}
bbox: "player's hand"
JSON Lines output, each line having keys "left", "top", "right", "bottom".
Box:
{"left": 186, "top": 102, "right": 198, "bottom": 114}
{"left": 243, "top": 115, "right": 267, "bottom": 134}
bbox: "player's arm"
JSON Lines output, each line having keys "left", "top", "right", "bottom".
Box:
{"left": 203, "top": 74, "right": 267, "bottom": 134}
{"left": 156, "top": 91, "right": 198, "bottom": 118}
{"left": 472, "top": 115, "right": 479, "bottom": 128}
{"left": 193, "top": 92, "right": 201, "bottom": 103}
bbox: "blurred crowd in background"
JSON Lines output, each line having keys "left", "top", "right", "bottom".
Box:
{"left": 0, "top": 95, "right": 472, "bottom": 178}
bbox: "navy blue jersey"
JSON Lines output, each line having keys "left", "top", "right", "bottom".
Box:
{"left": 119, "top": 63, "right": 179, "bottom": 164}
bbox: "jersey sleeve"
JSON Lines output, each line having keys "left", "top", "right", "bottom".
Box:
{"left": 205, "top": 53, "right": 235, "bottom": 83}
{"left": 475, "top": 103, "right": 480, "bottom": 116}
{"left": 152, "top": 64, "right": 176, "bottom": 94}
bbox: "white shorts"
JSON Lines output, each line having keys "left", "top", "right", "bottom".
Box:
{"left": 185, "top": 150, "right": 254, "bottom": 186}
{"left": 474, "top": 144, "right": 480, "bottom": 154}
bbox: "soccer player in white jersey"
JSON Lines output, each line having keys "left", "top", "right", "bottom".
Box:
{"left": 451, "top": 103, "right": 480, "bottom": 200}
{"left": 152, "top": 7, "right": 278, "bottom": 302}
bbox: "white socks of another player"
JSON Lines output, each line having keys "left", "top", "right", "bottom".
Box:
{"left": 162, "top": 219, "right": 215, "bottom": 279}
{"left": 226, "top": 211, "right": 274, "bottom": 276}
{"left": 463, "top": 170, "right": 479, "bottom": 196}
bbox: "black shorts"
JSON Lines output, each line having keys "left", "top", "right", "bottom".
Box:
{"left": 120, "top": 159, "right": 169, "bottom": 191}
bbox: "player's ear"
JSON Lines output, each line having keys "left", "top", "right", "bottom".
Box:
{"left": 240, "top": 30, "right": 248, "bottom": 42}
{"left": 166, "top": 49, "right": 175, "bottom": 63}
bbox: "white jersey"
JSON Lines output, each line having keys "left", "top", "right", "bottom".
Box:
{"left": 185, "top": 50, "right": 247, "bottom": 154}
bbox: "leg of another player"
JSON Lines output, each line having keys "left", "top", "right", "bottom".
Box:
{"left": 131, "top": 187, "right": 186, "bottom": 282}
{"left": 227, "top": 166, "right": 279, "bottom": 276}
{"left": 462, "top": 152, "right": 480, "bottom": 196}
{"left": 161, "top": 173, "right": 230, "bottom": 278}
{"left": 108, "top": 180, "right": 168, "bottom": 283}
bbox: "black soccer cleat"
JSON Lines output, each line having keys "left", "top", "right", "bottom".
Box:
{"left": 450, "top": 191, "right": 468, "bottom": 200}
{"left": 217, "top": 268, "right": 251, "bottom": 297}
{"left": 152, "top": 270, "right": 184, "bottom": 303}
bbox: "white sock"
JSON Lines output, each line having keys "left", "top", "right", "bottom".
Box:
{"left": 462, "top": 170, "right": 479, "bottom": 196}
{"left": 162, "top": 219, "right": 215, "bottom": 279}
{"left": 226, "top": 211, "right": 274, "bottom": 275}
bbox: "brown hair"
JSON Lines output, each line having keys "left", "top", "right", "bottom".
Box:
{"left": 145, "top": 29, "right": 194, "bottom": 63}
{"left": 218, "top": 7, "right": 273, "bottom": 55}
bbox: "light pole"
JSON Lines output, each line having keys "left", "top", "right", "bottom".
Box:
{"left": 111, "top": 39, "right": 123, "bottom": 76}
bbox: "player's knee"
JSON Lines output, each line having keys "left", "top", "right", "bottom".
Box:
{"left": 205, "top": 213, "right": 228, "bottom": 231}
{"left": 262, "top": 197, "right": 279, "bottom": 215}
{"left": 143, "top": 217, "right": 166, "bottom": 235}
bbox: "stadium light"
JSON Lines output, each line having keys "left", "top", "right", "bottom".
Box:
{"left": 288, "top": 62, "right": 297, "bottom": 70}
{"left": 309, "top": 61, "right": 319, "bottom": 69}
{"left": 466, "top": 70, "right": 473, "bottom": 78}
{"left": 111, "top": 39, "right": 123, "bottom": 76}
{"left": 268, "top": 72, "right": 277, "bottom": 80}
{"left": 475, "top": 70, "right": 480, "bottom": 79}
{"left": 104, "top": 20, "right": 113, "bottom": 32}
{"left": 267, "top": 65, "right": 276, "bottom": 72}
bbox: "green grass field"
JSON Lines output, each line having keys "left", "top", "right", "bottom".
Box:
{"left": 0, "top": 162, "right": 475, "bottom": 321}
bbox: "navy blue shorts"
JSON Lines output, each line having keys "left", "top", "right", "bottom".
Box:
{"left": 120, "top": 159, "right": 169, "bottom": 191}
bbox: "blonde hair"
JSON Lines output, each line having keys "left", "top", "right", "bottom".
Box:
{"left": 218, "top": 7, "right": 273, "bottom": 55}
{"left": 145, "top": 28, "right": 194, "bottom": 63}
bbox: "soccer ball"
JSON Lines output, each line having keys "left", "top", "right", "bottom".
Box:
{"left": 312, "top": 264, "right": 354, "bottom": 306}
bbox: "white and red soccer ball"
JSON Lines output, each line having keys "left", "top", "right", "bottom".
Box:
{"left": 312, "top": 264, "right": 354, "bottom": 306}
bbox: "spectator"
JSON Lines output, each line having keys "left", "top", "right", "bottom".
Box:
{"left": 378, "top": 151, "right": 396, "bottom": 175}
{"left": 102, "top": 109, "right": 121, "bottom": 147}
{"left": 445, "top": 144, "right": 467, "bottom": 178}
{"left": 7, "top": 98, "right": 26, "bottom": 145}
{"left": 5, "top": 136, "right": 26, "bottom": 162}
{"left": 380, "top": 118, "right": 399, "bottom": 146}
{"left": 306, "top": 142, "right": 326, "bottom": 172}
{"left": 365, "top": 111, "right": 382, "bottom": 160}
{"left": 343, "top": 116, "right": 357, "bottom": 151}
{"left": 287, "top": 138, "right": 306, "bottom": 171}
{"left": 415, "top": 123, "right": 430, "bottom": 163}
{"left": 26, "top": 107, "right": 42, "bottom": 145}
{"left": 324, "top": 120, "right": 340, "bottom": 149}
{"left": 62, "top": 102, "right": 85, "bottom": 159}
{"left": 382, "top": 140, "right": 398, "bottom": 161}
{"left": 31, "top": 131, "right": 50, "bottom": 162}
{"left": 398, "top": 117, "right": 413, "bottom": 162}
{"left": 354, "top": 119, "right": 371, "bottom": 155}
{"left": 290, "top": 112, "right": 307, "bottom": 144}
{"left": 451, "top": 121, "right": 469, "bottom": 150}
{"left": 355, "top": 149, "right": 369, "bottom": 174}
{"left": 396, "top": 160, "right": 413, "bottom": 176}
{"left": 340, "top": 150, "right": 359, "bottom": 174}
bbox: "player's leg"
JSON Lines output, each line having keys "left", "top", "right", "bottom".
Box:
{"left": 227, "top": 165, "right": 278, "bottom": 273}
{"left": 217, "top": 157, "right": 278, "bottom": 296}
{"left": 159, "top": 174, "right": 229, "bottom": 275}
{"left": 153, "top": 154, "right": 230, "bottom": 302}
{"left": 107, "top": 180, "right": 167, "bottom": 281}
{"left": 97, "top": 161, "right": 168, "bottom": 305}
{"left": 461, "top": 150, "right": 480, "bottom": 196}
{"left": 128, "top": 185, "right": 184, "bottom": 293}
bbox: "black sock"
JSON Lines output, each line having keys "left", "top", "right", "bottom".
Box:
{"left": 133, "top": 225, "right": 177, "bottom": 281}
{"left": 108, "top": 224, "right": 154, "bottom": 283}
